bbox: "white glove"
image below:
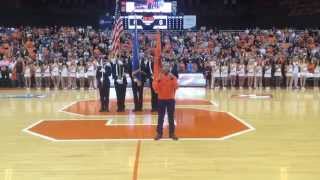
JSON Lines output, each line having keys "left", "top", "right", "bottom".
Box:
{"left": 100, "top": 68, "right": 105, "bottom": 73}
{"left": 116, "top": 79, "right": 123, "bottom": 84}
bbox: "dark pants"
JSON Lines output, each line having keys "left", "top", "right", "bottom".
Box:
{"left": 149, "top": 79, "right": 158, "bottom": 111}
{"left": 16, "top": 73, "right": 24, "bottom": 88}
{"left": 157, "top": 99, "right": 176, "bottom": 136}
{"left": 99, "top": 83, "right": 110, "bottom": 111}
{"left": 1, "top": 70, "right": 10, "bottom": 87}
{"left": 132, "top": 81, "right": 144, "bottom": 110}
{"left": 115, "top": 82, "right": 127, "bottom": 111}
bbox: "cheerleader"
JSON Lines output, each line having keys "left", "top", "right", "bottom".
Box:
{"left": 300, "top": 60, "right": 308, "bottom": 89}
{"left": 210, "top": 60, "right": 215, "bottom": 89}
{"left": 43, "top": 62, "right": 51, "bottom": 89}
{"left": 61, "top": 62, "right": 69, "bottom": 90}
{"left": 286, "top": 61, "right": 293, "bottom": 88}
{"left": 247, "top": 62, "right": 255, "bottom": 89}
{"left": 221, "top": 62, "right": 229, "bottom": 89}
{"left": 274, "top": 63, "right": 282, "bottom": 88}
{"left": 24, "top": 62, "right": 31, "bottom": 89}
{"left": 69, "top": 61, "right": 77, "bottom": 90}
{"left": 92, "top": 58, "right": 98, "bottom": 89}
{"left": 230, "top": 61, "right": 237, "bottom": 88}
{"left": 87, "top": 60, "right": 96, "bottom": 90}
{"left": 51, "top": 60, "right": 60, "bottom": 89}
{"left": 314, "top": 62, "right": 320, "bottom": 89}
{"left": 255, "top": 62, "right": 263, "bottom": 88}
{"left": 264, "top": 62, "right": 272, "bottom": 89}
{"left": 292, "top": 60, "right": 300, "bottom": 89}
{"left": 212, "top": 61, "right": 221, "bottom": 89}
{"left": 35, "top": 62, "right": 42, "bottom": 89}
{"left": 78, "top": 60, "right": 86, "bottom": 90}
{"left": 238, "top": 62, "right": 246, "bottom": 89}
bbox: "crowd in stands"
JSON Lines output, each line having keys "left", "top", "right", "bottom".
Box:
{"left": 0, "top": 26, "right": 320, "bottom": 90}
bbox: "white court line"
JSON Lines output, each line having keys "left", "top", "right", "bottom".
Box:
{"left": 210, "top": 100, "right": 219, "bottom": 107}
{"left": 23, "top": 120, "right": 58, "bottom": 142}
{"left": 104, "top": 119, "right": 177, "bottom": 126}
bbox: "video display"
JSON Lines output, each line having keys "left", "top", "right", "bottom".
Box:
{"left": 126, "top": 0, "right": 172, "bottom": 13}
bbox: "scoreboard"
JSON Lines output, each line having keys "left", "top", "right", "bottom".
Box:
{"left": 122, "top": 15, "right": 184, "bottom": 30}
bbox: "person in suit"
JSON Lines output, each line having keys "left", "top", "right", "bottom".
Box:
{"left": 96, "top": 55, "right": 112, "bottom": 112}
{"left": 153, "top": 62, "right": 179, "bottom": 141}
{"left": 145, "top": 54, "right": 158, "bottom": 112}
{"left": 112, "top": 55, "right": 127, "bottom": 112}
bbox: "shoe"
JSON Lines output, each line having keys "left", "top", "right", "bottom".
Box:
{"left": 99, "top": 109, "right": 105, "bottom": 112}
{"left": 169, "top": 134, "right": 179, "bottom": 141}
{"left": 151, "top": 109, "right": 157, "bottom": 112}
{"left": 154, "top": 134, "right": 162, "bottom": 141}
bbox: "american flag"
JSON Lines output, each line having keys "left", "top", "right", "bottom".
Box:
{"left": 111, "top": 0, "right": 123, "bottom": 56}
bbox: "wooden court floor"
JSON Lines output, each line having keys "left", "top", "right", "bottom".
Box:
{"left": 0, "top": 88, "right": 320, "bottom": 180}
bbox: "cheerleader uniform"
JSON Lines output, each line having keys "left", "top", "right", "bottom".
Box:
{"left": 292, "top": 63, "right": 300, "bottom": 89}
{"left": 87, "top": 63, "right": 96, "bottom": 89}
{"left": 314, "top": 66, "right": 320, "bottom": 88}
{"left": 221, "top": 65, "right": 229, "bottom": 88}
{"left": 300, "top": 64, "right": 308, "bottom": 88}
{"left": 247, "top": 65, "right": 255, "bottom": 88}
{"left": 212, "top": 65, "right": 221, "bottom": 88}
{"left": 78, "top": 65, "right": 86, "bottom": 89}
{"left": 255, "top": 65, "right": 263, "bottom": 88}
{"left": 286, "top": 64, "right": 293, "bottom": 88}
{"left": 230, "top": 64, "right": 237, "bottom": 87}
{"left": 69, "top": 65, "right": 77, "bottom": 89}
{"left": 274, "top": 64, "right": 282, "bottom": 88}
{"left": 61, "top": 65, "right": 69, "bottom": 89}
{"left": 264, "top": 65, "right": 272, "bottom": 88}
{"left": 43, "top": 65, "right": 51, "bottom": 88}
{"left": 24, "top": 66, "right": 31, "bottom": 88}
{"left": 35, "top": 66, "right": 42, "bottom": 89}
{"left": 238, "top": 64, "right": 246, "bottom": 88}
{"left": 51, "top": 64, "right": 60, "bottom": 89}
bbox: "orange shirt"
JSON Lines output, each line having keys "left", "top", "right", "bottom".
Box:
{"left": 153, "top": 73, "right": 178, "bottom": 100}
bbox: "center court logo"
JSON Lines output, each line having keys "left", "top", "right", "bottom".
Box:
{"left": 23, "top": 99, "right": 255, "bottom": 141}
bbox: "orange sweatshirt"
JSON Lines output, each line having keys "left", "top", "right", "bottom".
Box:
{"left": 153, "top": 73, "right": 178, "bottom": 100}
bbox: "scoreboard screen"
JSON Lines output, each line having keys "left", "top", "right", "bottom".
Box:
{"left": 125, "top": 0, "right": 172, "bottom": 13}
{"left": 123, "top": 15, "right": 183, "bottom": 30}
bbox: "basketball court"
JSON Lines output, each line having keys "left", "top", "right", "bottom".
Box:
{"left": 1, "top": 88, "right": 320, "bottom": 180}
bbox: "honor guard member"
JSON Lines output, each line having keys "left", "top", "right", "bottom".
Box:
{"left": 153, "top": 62, "right": 179, "bottom": 141}
{"left": 112, "top": 55, "right": 127, "bottom": 112}
{"left": 96, "top": 55, "right": 112, "bottom": 112}
{"left": 145, "top": 55, "right": 158, "bottom": 112}
{"left": 129, "top": 57, "right": 147, "bottom": 112}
